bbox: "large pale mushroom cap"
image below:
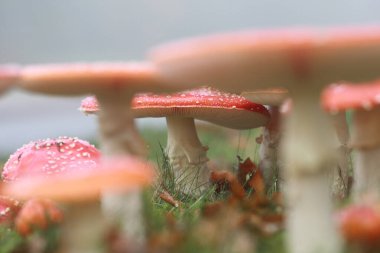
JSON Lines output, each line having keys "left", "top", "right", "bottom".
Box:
{"left": 19, "top": 62, "right": 176, "bottom": 96}
{"left": 150, "top": 26, "right": 380, "bottom": 92}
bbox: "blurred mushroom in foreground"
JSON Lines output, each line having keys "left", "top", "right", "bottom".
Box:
{"left": 149, "top": 25, "right": 380, "bottom": 253}
{"left": 2, "top": 156, "right": 155, "bottom": 253}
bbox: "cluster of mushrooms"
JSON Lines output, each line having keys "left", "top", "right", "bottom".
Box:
{"left": 1, "top": 25, "right": 380, "bottom": 253}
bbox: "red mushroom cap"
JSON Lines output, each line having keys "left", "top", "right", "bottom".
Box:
{"left": 2, "top": 136, "right": 101, "bottom": 182}
{"left": 133, "top": 87, "right": 270, "bottom": 129}
{"left": 80, "top": 87, "right": 270, "bottom": 129}
{"left": 322, "top": 80, "right": 380, "bottom": 112}
{"left": 79, "top": 96, "right": 99, "bottom": 115}
{"left": 337, "top": 204, "right": 380, "bottom": 247}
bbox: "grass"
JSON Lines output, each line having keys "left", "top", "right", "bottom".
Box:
{"left": 0, "top": 124, "right": 346, "bottom": 253}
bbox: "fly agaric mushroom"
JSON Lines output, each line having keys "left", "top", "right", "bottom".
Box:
{"left": 2, "top": 156, "right": 154, "bottom": 253}
{"left": 15, "top": 198, "right": 63, "bottom": 236}
{"left": 2, "top": 136, "right": 101, "bottom": 182}
{"left": 0, "top": 196, "right": 21, "bottom": 226}
{"left": 80, "top": 87, "right": 270, "bottom": 194}
{"left": 149, "top": 26, "right": 380, "bottom": 253}
{"left": 18, "top": 62, "right": 176, "bottom": 157}
{"left": 0, "top": 64, "right": 20, "bottom": 95}
{"left": 1, "top": 137, "right": 100, "bottom": 236}
{"left": 323, "top": 80, "right": 380, "bottom": 201}
{"left": 17, "top": 62, "right": 177, "bottom": 240}
{"left": 337, "top": 203, "right": 380, "bottom": 248}
{"left": 241, "top": 88, "right": 288, "bottom": 190}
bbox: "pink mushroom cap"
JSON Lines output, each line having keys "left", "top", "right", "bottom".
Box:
{"left": 2, "top": 136, "right": 101, "bottom": 182}
{"left": 79, "top": 96, "right": 99, "bottom": 114}
{"left": 322, "top": 80, "right": 380, "bottom": 112}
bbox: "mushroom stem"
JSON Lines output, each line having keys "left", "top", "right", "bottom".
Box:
{"left": 166, "top": 116, "right": 210, "bottom": 194}
{"left": 354, "top": 148, "right": 380, "bottom": 200}
{"left": 351, "top": 107, "right": 380, "bottom": 200}
{"left": 97, "top": 92, "right": 147, "bottom": 157}
{"left": 332, "top": 112, "right": 350, "bottom": 146}
{"left": 259, "top": 106, "right": 282, "bottom": 190}
{"left": 330, "top": 145, "right": 351, "bottom": 199}
{"left": 282, "top": 86, "right": 341, "bottom": 253}
{"left": 96, "top": 92, "right": 147, "bottom": 243}
{"left": 327, "top": 113, "right": 351, "bottom": 199}
{"left": 101, "top": 189, "right": 145, "bottom": 244}
{"left": 59, "top": 201, "right": 106, "bottom": 253}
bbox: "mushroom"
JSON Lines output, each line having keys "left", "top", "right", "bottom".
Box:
{"left": 18, "top": 62, "right": 175, "bottom": 157}
{"left": 241, "top": 88, "right": 288, "bottom": 190}
{"left": 0, "top": 64, "right": 20, "bottom": 95}
{"left": 0, "top": 196, "right": 21, "bottom": 226}
{"left": 323, "top": 80, "right": 380, "bottom": 200}
{"left": 1, "top": 136, "right": 100, "bottom": 235}
{"left": 337, "top": 203, "right": 380, "bottom": 249}
{"left": 15, "top": 198, "right": 63, "bottom": 236}
{"left": 282, "top": 97, "right": 351, "bottom": 199}
{"left": 17, "top": 62, "right": 176, "bottom": 241}
{"left": 2, "top": 156, "right": 154, "bottom": 253}
{"left": 149, "top": 26, "right": 380, "bottom": 253}
{"left": 80, "top": 87, "right": 270, "bottom": 195}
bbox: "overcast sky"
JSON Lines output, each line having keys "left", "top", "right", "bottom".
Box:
{"left": 0, "top": 0, "right": 379, "bottom": 153}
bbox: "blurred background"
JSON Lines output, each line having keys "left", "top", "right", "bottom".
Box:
{"left": 0, "top": 0, "right": 379, "bottom": 154}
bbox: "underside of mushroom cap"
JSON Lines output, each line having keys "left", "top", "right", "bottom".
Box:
{"left": 20, "top": 62, "right": 177, "bottom": 96}
{"left": 2, "top": 156, "right": 155, "bottom": 203}
{"left": 241, "top": 88, "right": 289, "bottom": 106}
{"left": 150, "top": 26, "right": 380, "bottom": 92}
{"left": 132, "top": 87, "right": 270, "bottom": 129}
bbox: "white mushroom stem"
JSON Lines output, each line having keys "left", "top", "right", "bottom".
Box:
{"left": 58, "top": 201, "right": 106, "bottom": 253}
{"left": 97, "top": 92, "right": 147, "bottom": 157}
{"left": 96, "top": 92, "right": 147, "bottom": 244}
{"left": 330, "top": 145, "right": 351, "bottom": 199}
{"left": 166, "top": 116, "right": 210, "bottom": 194}
{"left": 329, "top": 113, "right": 351, "bottom": 199}
{"left": 331, "top": 112, "right": 350, "bottom": 146}
{"left": 351, "top": 107, "right": 380, "bottom": 200}
{"left": 282, "top": 86, "right": 341, "bottom": 253}
{"left": 259, "top": 106, "right": 282, "bottom": 190}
